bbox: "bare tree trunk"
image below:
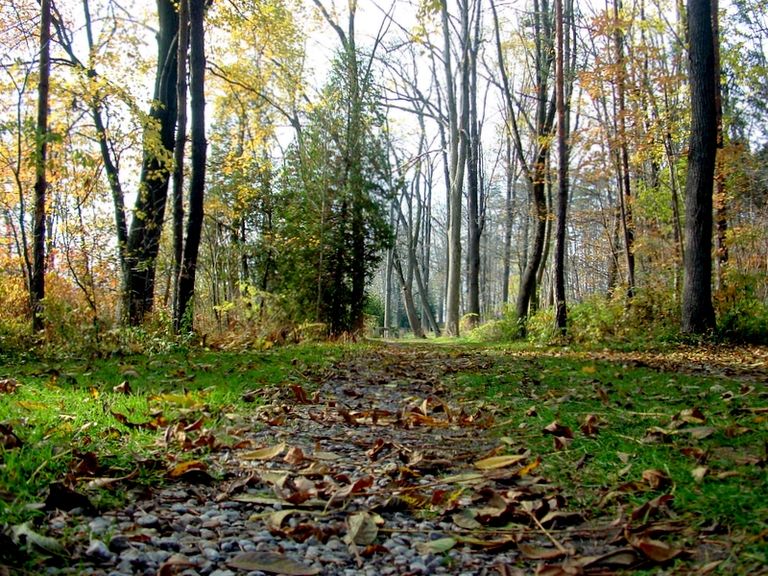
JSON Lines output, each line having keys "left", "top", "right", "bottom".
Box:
{"left": 681, "top": 0, "right": 717, "bottom": 333}
{"left": 126, "top": 0, "right": 179, "bottom": 325}
{"left": 466, "top": 0, "right": 483, "bottom": 329}
{"left": 393, "top": 253, "right": 426, "bottom": 338}
{"left": 174, "top": 0, "right": 206, "bottom": 332}
{"left": 31, "top": 0, "right": 51, "bottom": 332}
{"left": 553, "top": 0, "right": 569, "bottom": 333}
{"left": 442, "top": 0, "right": 470, "bottom": 337}
{"left": 171, "top": 0, "right": 189, "bottom": 325}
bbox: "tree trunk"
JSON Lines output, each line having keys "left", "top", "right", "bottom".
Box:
{"left": 442, "top": 0, "right": 470, "bottom": 337}
{"left": 126, "top": 0, "right": 179, "bottom": 325}
{"left": 174, "top": 0, "right": 206, "bottom": 332}
{"left": 466, "top": 0, "right": 483, "bottom": 330}
{"left": 394, "top": 253, "right": 425, "bottom": 338}
{"left": 553, "top": 0, "right": 569, "bottom": 333}
{"left": 172, "top": 0, "right": 190, "bottom": 325}
{"left": 614, "top": 0, "right": 635, "bottom": 299}
{"left": 31, "top": 0, "right": 52, "bottom": 332}
{"left": 681, "top": 0, "right": 717, "bottom": 333}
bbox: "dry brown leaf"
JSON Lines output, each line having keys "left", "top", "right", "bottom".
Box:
{"left": 691, "top": 466, "right": 709, "bottom": 482}
{"left": 629, "top": 535, "right": 684, "bottom": 562}
{"left": 343, "top": 512, "right": 379, "bottom": 546}
{"left": 642, "top": 469, "right": 671, "bottom": 490}
{"left": 518, "top": 543, "right": 566, "bottom": 560}
{"left": 284, "top": 446, "right": 306, "bottom": 466}
{"left": 0, "top": 379, "right": 20, "bottom": 394}
{"left": 226, "top": 551, "right": 320, "bottom": 575}
{"left": 157, "top": 554, "right": 197, "bottom": 576}
{"left": 543, "top": 421, "right": 574, "bottom": 438}
{"left": 240, "top": 442, "right": 286, "bottom": 461}
{"left": 113, "top": 381, "right": 131, "bottom": 395}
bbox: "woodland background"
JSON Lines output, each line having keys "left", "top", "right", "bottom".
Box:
{"left": 1, "top": 0, "right": 767, "bottom": 351}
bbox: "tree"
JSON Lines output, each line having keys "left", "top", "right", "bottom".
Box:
{"left": 124, "top": 0, "right": 179, "bottom": 325}
{"left": 174, "top": 0, "right": 207, "bottom": 332}
{"left": 492, "top": 0, "right": 556, "bottom": 335}
{"left": 681, "top": 0, "right": 717, "bottom": 333}
{"left": 552, "top": 0, "right": 569, "bottom": 332}
{"left": 31, "top": 0, "right": 51, "bottom": 331}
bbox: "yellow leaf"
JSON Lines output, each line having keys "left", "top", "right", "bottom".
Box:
{"left": 168, "top": 460, "right": 208, "bottom": 478}
{"left": 17, "top": 400, "right": 47, "bottom": 411}
{"left": 474, "top": 454, "right": 527, "bottom": 470}
{"left": 582, "top": 365, "right": 597, "bottom": 374}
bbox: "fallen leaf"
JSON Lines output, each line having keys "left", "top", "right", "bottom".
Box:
{"left": 629, "top": 535, "right": 684, "bottom": 562}
{"left": 543, "top": 421, "right": 574, "bottom": 438}
{"left": 11, "top": 522, "right": 68, "bottom": 556}
{"left": 691, "top": 466, "right": 709, "bottom": 482}
{"left": 474, "top": 454, "right": 527, "bottom": 470}
{"left": 240, "top": 442, "right": 286, "bottom": 461}
{"left": 343, "top": 512, "right": 378, "bottom": 546}
{"left": 642, "top": 469, "right": 671, "bottom": 490}
{"left": 415, "top": 537, "right": 457, "bottom": 554}
{"left": 157, "top": 554, "right": 197, "bottom": 576}
{"left": 518, "top": 543, "right": 566, "bottom": 560}
{"left": 113, "top": 381, "right": 131, "bottom": 394}
{"left": 582, "top": 365, "right": 597, "bottom": 374}
{"left": 0, "top": 379, "right": 20, "bottom": 394}
{"left": 676, "top": 407, "right": 707, "bottom": 424}
{"left": 582, "top": 548, "right": 639, "bottom": 568}
{"left": 226, "top": 551, "right": 320, "bottom": 575}
{"left": 168, "top": 461, "right": 208, "bottom": 478}
{"left": 676, "top": 426, "right": 717, "bottom": 439}
{"left": 284, "top": 446, "right": 306, "bottom": 466}
{"left": 452, "top": 510, "right": 482, "bottom": 529}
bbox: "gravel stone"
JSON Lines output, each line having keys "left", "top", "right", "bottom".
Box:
{"left": 135, "top": 514, "right": 159, "bottom": 528}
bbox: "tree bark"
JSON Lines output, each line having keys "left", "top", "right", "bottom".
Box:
{"left": 442, "top": 0, "right": 470, "bottom": 337}
{"left": 712, "top": 0, "right": 728, "bottom": 291}
{"left": 681, "top": 0, "right": 717, "bottom": 333}
{"left": 31, "top": 0, "right": 52, "bottom": 331}
{"left": 172, "top": 0, "right": 190, "bottom": 325}
{"left": 126, "top": 0, "right": 179, "bottom": 325}
{"left": 175, "top": 0, "right": 206, "bottom": 332}
{"left": 553, "top": 0, "right": 569, "bottom": 333}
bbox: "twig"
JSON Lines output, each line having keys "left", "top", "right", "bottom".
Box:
{"left": 29, "top": 448, "right": 73, "bottom": 482}
{"left": 529, "top": 512, "right": 568, "bottom": 555}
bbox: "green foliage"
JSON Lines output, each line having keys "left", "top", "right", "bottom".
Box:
{"left": 715, "top": 272, "right": 768, "bottom": 344}
{"left": 275, "top": 55, "right": 393, "bottom": 335}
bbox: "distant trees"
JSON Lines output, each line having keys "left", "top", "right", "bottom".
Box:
{"left": 2, "top": 0, "right": 768, "bottom": 344}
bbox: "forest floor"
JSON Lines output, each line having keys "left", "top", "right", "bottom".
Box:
{"left": 1, "top": 340, "right": 767, "bottom": 575}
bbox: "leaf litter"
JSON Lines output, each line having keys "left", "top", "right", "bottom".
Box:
{"left": 2, "top": 343, "right": 766, "bottom": 574}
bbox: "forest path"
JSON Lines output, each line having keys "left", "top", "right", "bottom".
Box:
{"left": 17, "top": 341, "right": 767, "bottom": 575}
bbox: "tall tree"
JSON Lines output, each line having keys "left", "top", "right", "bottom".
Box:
{"left": 553, "top": 0, "right": 569, "bottom": 332}
{"left": 681, "top": 0, "right": 717, "bottom": 333}
{"left": 31, "top": 0, "right": 51, "bottom": 332}
{"left": 175, "top": 0, "right": 206, "bottom": 331}
{"left": 492, "top": 0, "right": 556, "bottom": 335}
{"left": 442, "top": 0, "right": 471, "bottom": 337}
{"left": 124, "top": 0, "right": 179, "bottom": 325}
{"left": 466, "top": 0, "right": 484, "bottom": 329}
{"left": 172, "top": 0, "right": 190, "bottom": 319}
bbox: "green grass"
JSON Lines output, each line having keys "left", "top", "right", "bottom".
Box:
{"left": 450, "top": 348, "right": 768, "bottom": 572}
{"left": 0, "top": 343, "right": 343, "bottom": 529}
